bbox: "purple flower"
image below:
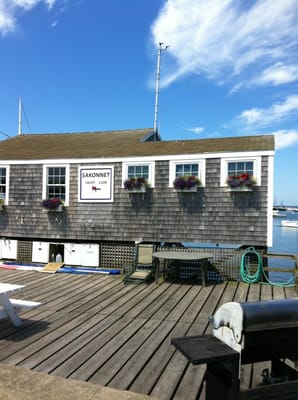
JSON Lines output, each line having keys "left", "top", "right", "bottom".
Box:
{"left": 174, "top": 175, "right": 200, "bottom": 189}
{"left": 227, "top": 178, "right": 241, "bottom": 187}
{"left": 124, "top": 177, "right": 149, "bottom": 190}
{"left": 227, "top": 174, "right": 256, "bottom": 187}
{"left": 41, "top": 198, "right": 63, "bottom": 210}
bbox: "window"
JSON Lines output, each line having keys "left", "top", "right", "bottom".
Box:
{"left": 175, "top": 163, "right": 199, "bottom": 178}
{"left": 169, "top": 160, "right": 205, "bottom": 187}
{"left": 227, "top": 161, "right": 254, "bottom": 177}
{"left": 122, "top": 162, "right": 155, "bottom": 187}
{"left": 127, "top": 165, "right": 149, "bottom": 180}
{"left": 43, "top": 165, "right": 69, "bottom": 205}
{"left": 0, "top": 166, "right": 9, "bottom": 204}
{"left": 221, "top": 157, "right": 261, "bottom": 186}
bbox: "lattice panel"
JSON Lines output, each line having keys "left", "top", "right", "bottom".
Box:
{"left": 17, "top": 240, "right": 33, "bottom": 263}
{"left": 100, "top": 242, "right": 135, "bottom": 268}
{"left": 155, "top": 245, "right": 263, "bottom": 282}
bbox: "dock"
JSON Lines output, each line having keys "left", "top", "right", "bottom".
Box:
{"left": 0, "top": 268, "right": 297, "bottom": 400}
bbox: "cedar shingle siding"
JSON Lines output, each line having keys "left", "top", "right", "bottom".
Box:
{"left": 0, "top": 130, "right": 274, "bottom": 250}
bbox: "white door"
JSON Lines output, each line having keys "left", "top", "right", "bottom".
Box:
{"left": 1, "top": 239, "right": 17, "bottom": 260}
{"left": 64, "top": 243, "right": 82, "bottom": 266}
{"left": 32, "top": 242, "right": 49, "bottom": 263}
{"left": 81, "top": 244, "right": 99, "bottom": 267}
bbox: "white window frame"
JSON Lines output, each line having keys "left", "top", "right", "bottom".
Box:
{"left": 122, "top": 161, "right": 155, "bottom": 188}
{"left": 42, "top": 164, "right": 70, "bottom": 206}
{"left": 0, "top": 165, "right": 10, "bottom": 205}
{"left": 169, "top": 159, "right": 206, "bottom": 187}
{"left": 220, "top": 156, "right": 261, "bottom": 187}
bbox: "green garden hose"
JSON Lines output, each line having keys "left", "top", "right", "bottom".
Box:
{"left": 240, "top": 246, "right": 263, "bottom": 283}
{"left": 240, "top": 246, "right": 294, "bottom": 287}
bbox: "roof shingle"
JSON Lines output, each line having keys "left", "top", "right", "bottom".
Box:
{"left": 0, "top": 129, "right": 274, "bottom": 160}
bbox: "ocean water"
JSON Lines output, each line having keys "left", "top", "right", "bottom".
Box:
{"left": 184, "top": 210, "right": 298, "bottom": 284}
{"left": 268, "top": 211, "right": 298, "bottom": 284}
{"left": 270, "top": 212, "right": 298, "bottom": 254}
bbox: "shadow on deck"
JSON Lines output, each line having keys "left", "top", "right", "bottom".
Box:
{"left": 0, "top": 268, "right": 297, "bottom": 400}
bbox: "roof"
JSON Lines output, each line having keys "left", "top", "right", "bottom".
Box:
{"left": 0, "top": 129, "right": 274, "bottom": 161}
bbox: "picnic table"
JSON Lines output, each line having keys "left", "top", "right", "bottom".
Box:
{"left": 152, "top": 251, "right": 213, "bottom": 286}
{"left": 0, "top": 282, "right": 41, "bottom": 327}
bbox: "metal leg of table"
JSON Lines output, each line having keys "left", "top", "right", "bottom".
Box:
{"left": 154, "top": 259, "right": 160, "bottom": 284}
{"left": 201, "top": 260, "right": 207, "bottom": 287}
{"left": 0, "top": 294, "right": 22, "bottom": 327}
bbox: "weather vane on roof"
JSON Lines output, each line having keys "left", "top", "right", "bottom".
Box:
{"left": 153, "top": 42, "right": 169, "bottom": 141}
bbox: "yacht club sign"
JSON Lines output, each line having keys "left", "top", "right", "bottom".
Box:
{"left": 79, "top": 166, "right": 114, "bottom": 202}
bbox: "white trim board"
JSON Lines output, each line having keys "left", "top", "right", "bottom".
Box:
{"left": 0, "top": 150, "right": 274, "bottom": 165}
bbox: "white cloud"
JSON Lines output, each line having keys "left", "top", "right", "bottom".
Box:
{"left": 231, "top": 63, "right": 298, "bottom": 92}
{"left": 151, "top": 0, "right": 298, "bottom": 89}
{"left": 0, "top": 0, "right": 57, "bottom": 34}
{"left": 256, "top": 63, "right": 298, "bottom": 86}
{"left": 238, "top": 95, "right": 298, "bottom": 128}
{"left": 274, "top": 130, "right": 298, "bottom": 149}
{"left": 186, "top": 126, "right": 204, "bottom": 135}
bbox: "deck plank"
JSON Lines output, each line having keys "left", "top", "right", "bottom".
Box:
{"left": 128, "top": 320, "right": 193, "bottom": 395}
{"left": 32, "top": 314, "right": 122, "bottom": 373}
{"left": 89, "top": 319, "right": 177, "bottom": 387}
{"left": 0, "top": 268, "right": 296, "bottom": 400}
{"left": 67, "top": 317, "right": 149, "bottom": 381}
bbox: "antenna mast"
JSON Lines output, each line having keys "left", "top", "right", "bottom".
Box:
{"left": 153, "top": 42, "right": 168, "bottom": 140}
{"left": 18, "top": 97, "right": 22, "bottom": 135}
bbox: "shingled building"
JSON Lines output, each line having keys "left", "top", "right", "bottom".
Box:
{"left": 0, "top": 129, "right": 275, "bottom": 267}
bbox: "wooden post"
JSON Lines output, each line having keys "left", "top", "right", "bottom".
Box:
{"left": 295, "top": 255, "right": 298, "bottom": 294}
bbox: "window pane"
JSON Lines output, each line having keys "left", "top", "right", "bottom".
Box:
{"left": 0, "top": 168, "right": 6, "bottom": 185}
{"left": 176, "top": 165, "right": 183, "bottom": 175}
{"left": 0, "top": 168, "right": 6, "bottom": 198}
{"left": 135, "top": 166, "right": 142, "bottom": 175}
{"left": 228, "top": 162, "right": 236, "bottom": 175}
{"left": 190, "top": 164, "right": 198, "bottom": 175}
{"left": 245, "top": 162, "right": 253, "bottom": 175}
{"left": 127, "top": 166, "right": 135, "bottom": 178}
{"left": 184, "top": 164, "right": 191, "bottom": 174}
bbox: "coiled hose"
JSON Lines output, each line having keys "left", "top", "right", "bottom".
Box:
{"left": 240, "top": 246, "right": 294, "bottom": 287}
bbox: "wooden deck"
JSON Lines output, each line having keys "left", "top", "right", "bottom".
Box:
{"left": 0, "top": 268, "right": 297, "bottom": 400}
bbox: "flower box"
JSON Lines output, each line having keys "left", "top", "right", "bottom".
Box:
{"left": 127, "top": 186, "right": 147, "bottom": 193}
{"left": 124, "top": 177, "right": 150, "bottom": 193}
{"left": 226, "top": 173, "right": 256, "bottom": 191}
{"left": 175, "top": 186, "right": 198, "bottom": 193}
{"left": 173, "top": 176, "right": 200, "bottom": 191}
{"left": 226, "top": 186, "right": 253, "bottom": 192}
{"left": 41, "top": 198, "right": 64, "bottom": 211}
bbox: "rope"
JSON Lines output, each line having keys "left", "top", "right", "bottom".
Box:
{"left": 240, "top": 246, "right": 295, "bottom": 287}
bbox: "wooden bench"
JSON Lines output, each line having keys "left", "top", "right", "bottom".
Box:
{"left": 0, "top": 299, "right": 41, "bottom": 327}
{"left": 9, "top": 298, "right": 42, "bottom": 311}
{"left": 0, "top": 283, "right": 41, "bottom": 327}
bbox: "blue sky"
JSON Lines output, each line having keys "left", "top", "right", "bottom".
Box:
{"left": 0, "top": 0, "right": 297, "bottom": 205}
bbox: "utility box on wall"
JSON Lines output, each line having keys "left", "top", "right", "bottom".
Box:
{"left": 81, "top": 244, "right": 99, "bottom": 267}
{"left": 64, "top": 243, "right": 82, "bottom": 266}
{"left": 0, "top": 239, "right": 17, "bottom": 260}
{"left": 32, "top": 242, "right": 100, "bottom": 267}
{"left": 32, "top": 241, "right": 49, "bottom": 263}
{"left": 64, "top": 243, "right": 99, "bottom": 267}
